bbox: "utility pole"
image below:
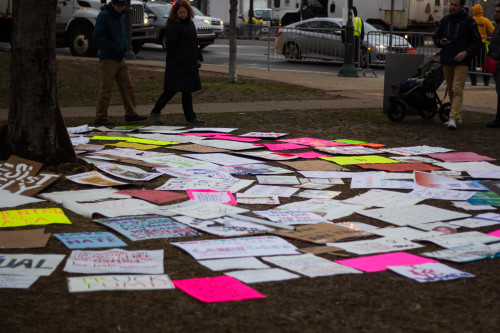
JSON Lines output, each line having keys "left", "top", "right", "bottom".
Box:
{"left": 338, "top": 0, "right": 358, "bottom": 77}
{"left": 124, "top": 0, "right": 136, "bottom": 60}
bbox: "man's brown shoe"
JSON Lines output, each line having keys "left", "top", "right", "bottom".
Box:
{"left": 125, "top": 114, "right": 148, "bottom": 122}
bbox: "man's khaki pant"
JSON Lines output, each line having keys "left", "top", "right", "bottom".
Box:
{"left": 96, "top": 59, "right": 137, "bottom": 119}
{"left": 442, "top": 64, "right": 469, "bottom": 120}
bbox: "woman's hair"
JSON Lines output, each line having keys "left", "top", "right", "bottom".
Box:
{"left": 168, "top": 1, "right": 195, "bottom": 22}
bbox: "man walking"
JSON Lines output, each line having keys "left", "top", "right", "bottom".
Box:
{"left": 486, "top": 3, "right": 500, "bottom": 128}
{"left": 93, "top": 0, "right": 147, "bottom": 126}
{"left": 433, "top": 0, "right": 482, "bottom": 130}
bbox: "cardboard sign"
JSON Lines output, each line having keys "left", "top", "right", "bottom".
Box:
{"left": 0, "top": 155, "right": 60, "bottom": 196}
{"left": 278, "top": 160, "right": 348, "bottom": 171}
{"left": 271, "top": 223, "right": 372, "bottom": 244}
{"left": 0, "top": 228, "right": 50, "bottom": 248}
{"left": 358, "top": 163, "right": 442, "bottom": 172}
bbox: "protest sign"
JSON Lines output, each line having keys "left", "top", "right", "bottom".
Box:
{"left": 253, "top": 210, "right": 328, "bottom": 225}
{"left": 335, "top": 252, "right": 437, "bottom": 273}
{"left": 64, "top": 249, "right": 164, "bottom": 274}
{"left": 0, "top": 208, "right": 71, "bottom": 228}
{"left": 54, "top": 232, "right": 127, "bottom": 249}
{"left": 114, "top": 189, "right": 187, "bottom": 205}
{"left": 225, "top": 268, "right": 300, "bottom": 284}
{"left": 0, "top": 190, "right": 45, "bottom": 209}
{"left": 68, "top": 275, "right": 175, "bottom": 292}
{"left": 94, "top": 215, "right": 200, "bottom": 241}
{"left": 171, "top": 236, "right": 299, "bottom": 260}
{"left": 66, "top": 171, "right": 128, "bottom": 187}
{"left": 198, "top": 257, "right": 270, "bottom": 271}
{"left": 173, "top": 276, "right": 266, "bottom": 303}
{"left": 172, "top": 215, "right": 272, "bottom": 237}
{"left": 387, "top": 263, "right": 474, "bottom": 282}
{"left": 262, "top": 253, "right": 362, "bottom": 277}
{"left": 0, "top": 275, "right": 39, "bottom": 289}
{"left": 0, "top": 254, "right": 65, "bottom": 276}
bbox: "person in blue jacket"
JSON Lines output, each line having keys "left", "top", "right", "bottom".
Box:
{"left": 433, "top": 0, "right": 482, "bottom": 130}
{"left": 149, "top": 0, "right": 205, "bottom": 125}
{"left": 93, "top": 0, "right": 147, "bottom": 126}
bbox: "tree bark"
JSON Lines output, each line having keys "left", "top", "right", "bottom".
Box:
{"left": 6, "top": 0, "right": 74, "bottom": 164}
{"left": 228, "top": 0, "right": 238, "bottom": 83}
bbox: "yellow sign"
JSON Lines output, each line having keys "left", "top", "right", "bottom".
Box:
{"left": 105, "top": 142, "right": 161, "bottom": 150}
{"left": 0, "top": 208, "right": 72, "bottom": 228}
{"left": 90, "top": 136, "right": 178, "bottom": 146}
{"left": 320, "top": 155, "right": 402, "bottom": 166}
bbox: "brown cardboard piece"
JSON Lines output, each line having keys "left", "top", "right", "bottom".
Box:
{"left": 278, "top": 160, "right": 348, "bottom": 171}
{"left": 270, "top": 223, "right": 373, "bottom": 244}
{"left": 0, "top": 228, "right": 51, "bottom": 248}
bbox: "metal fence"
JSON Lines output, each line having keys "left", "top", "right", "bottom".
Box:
{"left": 265, "top": 27, "right": 491, "bottom": 77}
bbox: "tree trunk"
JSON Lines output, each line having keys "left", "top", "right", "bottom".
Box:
{"left": 228, "top": 0, "right": 238, "bottom": 83}
{"left": 6, "top": 0, "right": 74, "bottom": 164}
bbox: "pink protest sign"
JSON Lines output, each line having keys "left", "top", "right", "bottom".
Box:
{"left": 187, "top": 189, "right": 237, "bottom": 205}
{"left": 289, "top": 151, "right": 331, "bottom": 159}
{"left": 180, "top": 132, "right": 230, "bottom": 137}
{"left": 115, "top": 189, "right": 187, "bottom": 204}
{"left": 335, "top": 252, "right": 437, "bottom": 273}
{"left": 173, "top": 276, "right": 266, "bottom": 303}
{"left": 208, "top": 135, "right": 261, "bottom": 142}
{"left": 487, "top": 229, "right": 500, "bottom": 237}
{"left": 254, "top": 143, "right": 308, "bottom": 151}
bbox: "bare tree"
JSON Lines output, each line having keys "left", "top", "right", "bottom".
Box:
{"left": 5, "top": 0, "right": 74, "bottom": 163}
{"left": 228, "top": 0, "right": 238, "bottom": 83}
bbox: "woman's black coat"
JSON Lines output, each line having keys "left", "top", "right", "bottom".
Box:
{"left": 164, "top": 18, "right": 202, "bottom": 92}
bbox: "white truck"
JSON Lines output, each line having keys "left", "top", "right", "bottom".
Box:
{"left": 274, "top": 0, "right": 446, "bottom": 32}
{"left": 0, "top": 0, "right": 155, "bottom": 56}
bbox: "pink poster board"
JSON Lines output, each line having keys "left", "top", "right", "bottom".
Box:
{"left": 336, "top": 252, "right": 438, "bottom": 273}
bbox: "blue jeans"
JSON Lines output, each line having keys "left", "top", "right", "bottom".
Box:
{"left": 151, "top": 89, "right": 196, "bottom": 121}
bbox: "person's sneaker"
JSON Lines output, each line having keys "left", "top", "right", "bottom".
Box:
{"left": 486, "top": 120, "right": 500, "bottom": 128}
{"left": 125, "top": 114, "right": 148, "bottom": 122}
{"left": 149, "top": 113, "right": 164, "bottom": 125}
{"left": 447, "top": 117, "right": 457, "bottom": 130}
{"left": 95, "top": 117, "right": 115, "bottom": 126}
{"left": 187, "top": 117, "right": 205, "bottom": 125}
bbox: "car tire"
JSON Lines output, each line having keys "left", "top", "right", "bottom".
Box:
{"left": 68, "top": 26, "right": 97, "bottom": 57}
{"left": 284, "top": 42, "right": 301, "bottom": 60}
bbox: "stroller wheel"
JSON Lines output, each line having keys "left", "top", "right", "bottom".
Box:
{"left": 438, "top": 102, "right": 451, "bottom": 122}
{"left": 388, "top": 101, "right": 407, "bottom": 122}
{"left": 419, "top": 106, "right": 437, "bottom": 120}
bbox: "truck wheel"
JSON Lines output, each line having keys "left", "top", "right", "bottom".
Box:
{"left": 133, "top": 41, "right": 144, "bottom": 55}
{"left": 69, "top": 26, "right": 97, "bottom": 57}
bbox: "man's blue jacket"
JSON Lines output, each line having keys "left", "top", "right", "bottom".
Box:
{"left": 93, "top": 5, "right": 128, "bottom": 61}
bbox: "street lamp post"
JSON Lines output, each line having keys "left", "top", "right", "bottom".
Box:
{"left": 124, "top": 0, "right": 136, "bottom": 60}
{"left": 338, "top": 0, "right": 358, "bottom": 77}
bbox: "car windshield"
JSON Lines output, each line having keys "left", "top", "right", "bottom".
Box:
{"left": 254, "top": 9, "right": 271, "bottom": 20}
{"left": 363, "top": 22, "right": 379, "bottom": 34}
{"left": 192, "top": 7, "right": 205, "bottom": 16}
{"left": 152, "top": 4, "right": 171, "bottom": 18}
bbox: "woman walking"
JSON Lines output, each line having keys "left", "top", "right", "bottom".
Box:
{"left": 150, "top": 1, "right": 205, "bottom": 125}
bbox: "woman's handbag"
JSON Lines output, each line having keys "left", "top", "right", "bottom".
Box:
{"left": 482, "top": 56, "right": 499, "bottom": 73}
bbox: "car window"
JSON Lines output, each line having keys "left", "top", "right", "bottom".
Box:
{"left": 297, "top": 21, "right": 321, "bottom": 29}
{"left": 150, "top": 5, "right": 170, "bottom": 18}
{"left": 320, "top": 21, "right": 342, "bottom": 34}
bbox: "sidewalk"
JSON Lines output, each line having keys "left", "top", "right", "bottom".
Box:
{"left": 0, "top": 57, "right": 496, "bottom": 120}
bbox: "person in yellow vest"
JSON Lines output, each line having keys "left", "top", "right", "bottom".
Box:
{"left": 470, "top": 3, "right": 495, "bottom": 86}
{"left": 352, "top": 6, "right": 364, "bottom": 66}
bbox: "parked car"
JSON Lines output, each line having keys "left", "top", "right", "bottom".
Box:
{"left": 191, "top": 6, "right": 224, "bottom": 37}
{"left": 144, "top": 2, "right": 216, "bottom": 50}
{"left": 275, "top": 17, "right": 412, "bottom": 67}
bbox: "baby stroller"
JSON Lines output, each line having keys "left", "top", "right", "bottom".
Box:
{"left": 387, "top": 53, "right": 450, "bottom": 122}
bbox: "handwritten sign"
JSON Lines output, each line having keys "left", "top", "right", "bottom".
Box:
{"left": 54, "top": 232, "right": 127, "bottom": 249}
{"left": 171, "top": 236, "right": 299, "bottom": 260}
{"left": 271, "top": 223, "right": 372, "bottom": 244}
{"left": 94, "top": 215, "right": 200, "bottom": 241}
{"left": 68, "top": 275, "right": 175, "bottom": 292}
{"left": 63, "top": 249, "right": 164, "bottom": 274}
{"left": 387, "top": 263, "right": 474, "bottom": 282}
{"left": 173, "top": 276, "right": 265, "bottom": 303}
{"left": 0, "top": 208, "right": 71, "bottom": 228}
